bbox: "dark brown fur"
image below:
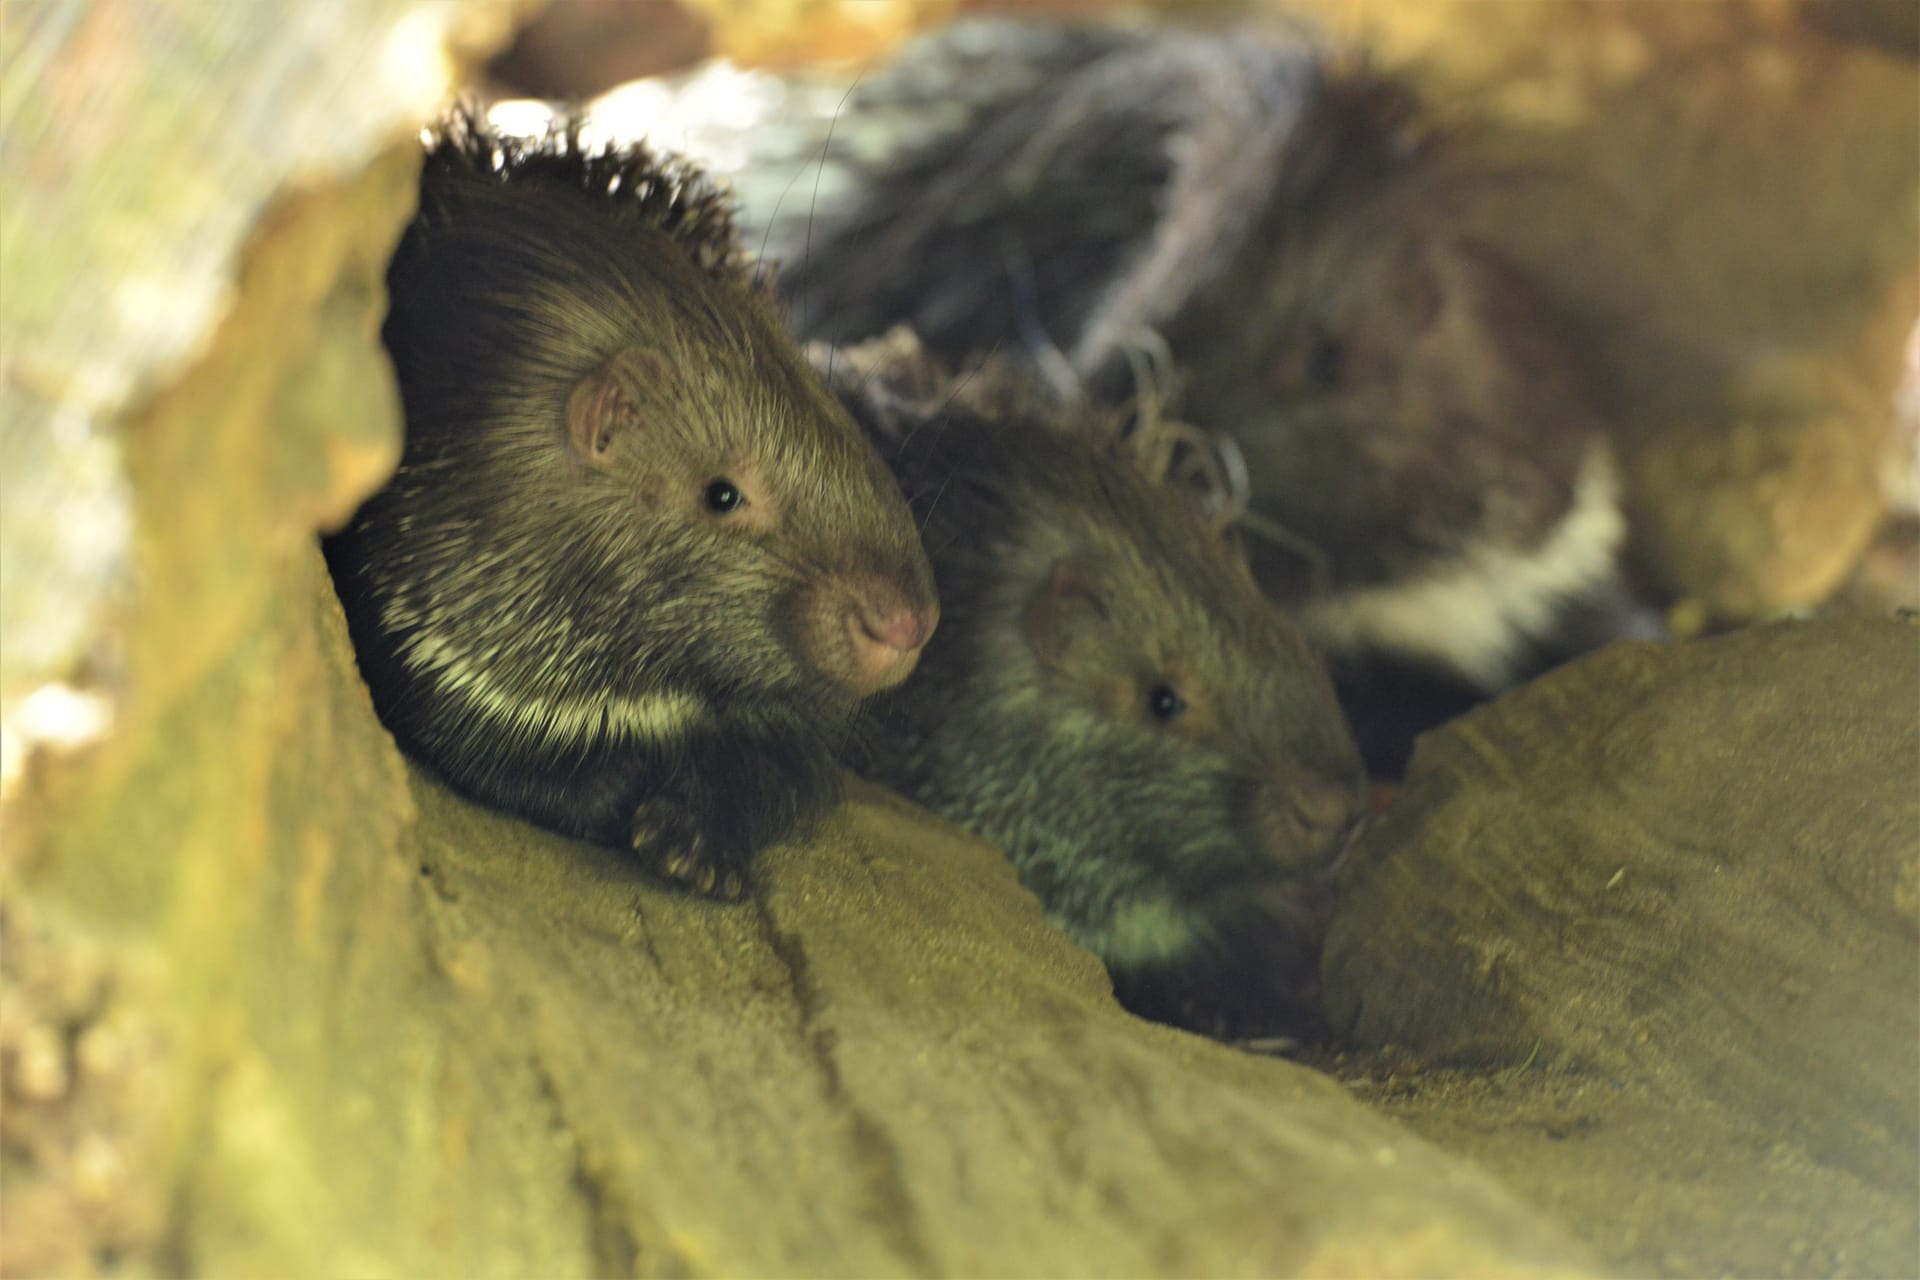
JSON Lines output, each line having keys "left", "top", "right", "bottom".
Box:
{"left": 324, "top": 109, "right": 937, "bottom": 898}
{"left": 822, "top": 330, "right": 1366, "bottom": 1039}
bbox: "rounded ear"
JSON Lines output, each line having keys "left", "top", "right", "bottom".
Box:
{"left": 565, "top": 347, "right": 675, "bottom": 466}
{"left": 1024, "top": 556, "right": 1110, "bottom": 671}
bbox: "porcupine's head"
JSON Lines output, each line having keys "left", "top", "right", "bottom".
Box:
{"left": 824, "top": 331, "right": 1366, "bottom": 1038}
{"left": 325, "top": 108, "right": 938, "bottom": 788}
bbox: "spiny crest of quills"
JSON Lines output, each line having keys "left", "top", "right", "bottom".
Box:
{"left": 834, "top": 330, "right": 1244, "bottom": 527}
{"left": 1119, "top": 397, "right": 1249, "bottom": 532}
{"left": 1032, "top": 347, "right": 1248, "bottom": 530}
{"left": 422, "top": 102, "right": 751, "bottom": 286}
{"left": 1074, "top": 339, "right": 1247, "bottom": 528}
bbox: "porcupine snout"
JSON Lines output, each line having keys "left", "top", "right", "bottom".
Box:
{"left": 1249, "top": 768, "right": 1368, "bottom": 877}
{"left": 805, "top": 569, "right": 940, "bottom": 697}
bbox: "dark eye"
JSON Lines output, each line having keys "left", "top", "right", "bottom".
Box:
{"left": 1147, "top": 684, "right": 1186, "bottom": 722}
{"left": 704, "top": 479, "right": 743, "bottom": 514}
{"left": 1306, "top": 332, "right": 1346, "bottom": 390}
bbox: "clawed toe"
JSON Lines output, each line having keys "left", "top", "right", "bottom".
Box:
{"left": 629, "top": 802, "right": 748, "bottom": 900}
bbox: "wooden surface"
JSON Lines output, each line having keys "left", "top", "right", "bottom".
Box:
{"left": 1323, "top": 616, "right": 1920, "bottom": 1276}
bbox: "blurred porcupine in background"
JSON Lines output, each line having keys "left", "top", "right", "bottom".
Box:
{"left": 323, "top": 108, "right": 937, "bottom": 900}
{"left": 820, "top": 329, "right": 1367, "bottom": 1039}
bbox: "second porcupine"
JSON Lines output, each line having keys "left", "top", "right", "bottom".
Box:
{"left": 819, "top": 330, "right": 1368, "bottom": 1038}
{"left": 322, "top": 109, "right": 938, "bottom": 899}
{"left": 752, "top": 18, "right": 1658, "bottom": 774}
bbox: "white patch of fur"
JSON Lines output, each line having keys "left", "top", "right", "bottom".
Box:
{"left": 1069, "top": 894, "right": 1204, "bottom": 969}
{"left": 1299, "top": 441, "right": 1626, "bottom": 691}
{"left": 459, "top": 662, "right": 704, "bottom": 746}
{"left": 397, "top": 628, "right": 707, "bottom": 748}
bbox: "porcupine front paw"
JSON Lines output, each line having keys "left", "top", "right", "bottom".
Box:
{"left": 629, "top": 799, "right": 750, "bottom": 900}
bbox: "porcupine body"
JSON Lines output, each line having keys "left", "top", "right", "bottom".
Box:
{"left": 323, "top": 109, "right": 938, "bottom": 897}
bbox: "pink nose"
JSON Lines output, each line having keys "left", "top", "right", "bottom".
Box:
{"left": 1257, "top": 772, "right": 1365, "bottom": 874}
{"left": 1290, "top": 776, "right": 1361, "bottom": 841}
{"left": 858, "top": 600, "right": 936, "bottom": 654}
{"left": 841, "top": 586, "right": 939, "bottom": 696}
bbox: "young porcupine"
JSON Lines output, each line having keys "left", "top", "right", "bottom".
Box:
{"left": 740, "top": 17, "right": 1656, "bottom": 773}
{"left": 322, "top": 108, "right": 937, "bottom": 898}
{"left": 819, "top": 329, "right": 1368, "bottom": 1039}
